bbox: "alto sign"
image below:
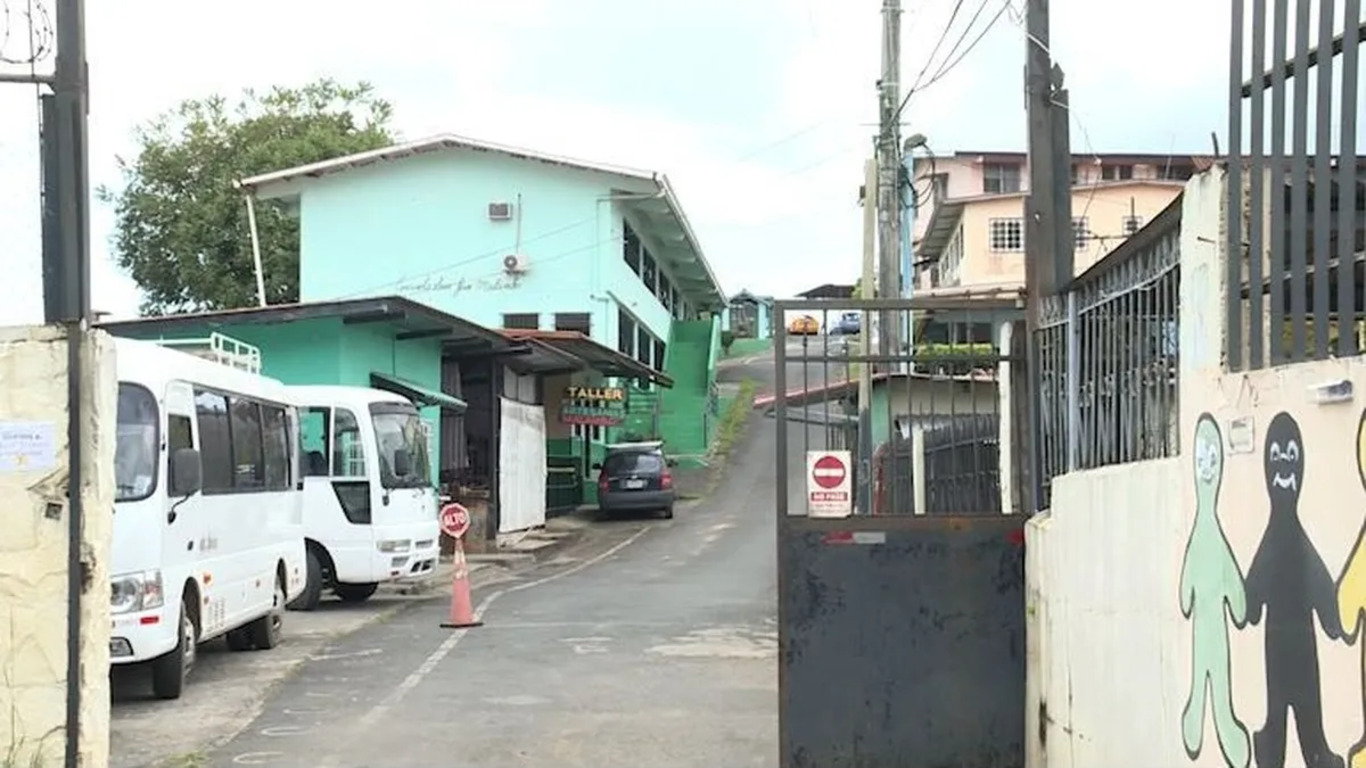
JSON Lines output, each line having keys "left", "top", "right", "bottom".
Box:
{"left": 806, "top": 450, "right": 852, "bottom": 518}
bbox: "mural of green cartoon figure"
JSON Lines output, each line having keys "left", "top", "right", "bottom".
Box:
{"left": 1179, "top": 413, "right": 1251, "bottom": 768}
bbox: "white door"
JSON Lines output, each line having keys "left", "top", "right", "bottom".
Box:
{"left": 497, "top": 398, "right": 547, "bottom": 533}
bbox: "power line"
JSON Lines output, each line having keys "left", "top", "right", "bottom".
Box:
{"left": 893, "top": 0, "right": 1012, "bottom": 123}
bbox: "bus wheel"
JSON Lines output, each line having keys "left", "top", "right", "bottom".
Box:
{"left": 151, "top": 601, "right": 195, "bottom": 700}
{"left": 334, "top": 582, "right": 378, "bottom": 603}
{"left": 288, "top": 548, "right": 324, "bottom": 612}
{"left": 247, "top": 576, "right": 286, "bottom": 650}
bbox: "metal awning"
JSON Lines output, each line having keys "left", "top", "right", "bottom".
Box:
{"left": 500, "top": 329, "right": 674, "bottom": 387}
{"left": 370, "top": 372, "right": 467, "bottom": 412}
{"left": 98, "top": 295, "right": 527, "bottom": 361}
{"left": 503, "top": 338, "right": 590, "bottom": 376}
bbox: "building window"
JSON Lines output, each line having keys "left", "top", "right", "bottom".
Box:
{"left": 654, "top": 339, "right": 667, "bottom": 370}
{"left": 659, "top": 274, "right": 673, "bottom": 310}
{"left": 641, "top": 250, "right": 657, "bottom": 294}
{"left": 988, "top": 218, "right": 1024, "bottom": 252}
{"left": 1156, "top": 163, "right": 1195, "bottom": 181}
{"left": 927, "top": 172, "right": 948, "bottom": 201}
{"left": 1073, "top": 218, "right": 1090, "bottom": 250}
{"left": 624, "top": 223, "right": 641, "bottom": 275}
{"left": 554, "top": 312, "right": 591, "bottom": 335}
{"left": 637, "top": 327, "right": 652, "bottom": 367}
{"left": 503, "top": 313, "right": 539, "bottom": 329}
{"left": 1122, "top": 215, "right": 1144, "bottom": 235}
{"left": 983, "top": 163, "right": 1022, "bottom": 194}
{"left": 1102, "top": 164, "right": 1133, "bottom": 181}
{"left": 618, "top": 308, "right": 636, "bottom": 357}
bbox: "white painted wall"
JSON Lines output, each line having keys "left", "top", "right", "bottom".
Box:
{"left": 1026, "top": 458, "right": 1185, "bottom": 766}
{"left": 0, "top": 326, "right": 115, "bottom": 767}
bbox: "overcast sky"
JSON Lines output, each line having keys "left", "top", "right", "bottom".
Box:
{"left": 0, "top": 0, "right": 1232, "bottom": 323}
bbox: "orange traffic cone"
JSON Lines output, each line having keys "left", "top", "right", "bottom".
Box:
{"left": 441, "top": 539, "right": 482, "bottom": 629}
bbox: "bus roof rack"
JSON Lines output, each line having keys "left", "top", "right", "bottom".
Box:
{"left": 155, "top": 332, "right": 262, "bottom": 375}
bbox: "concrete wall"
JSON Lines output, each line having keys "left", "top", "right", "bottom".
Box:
{"left": 1026, "top": 166, "right": 1366, "bottom": 767}
{"left": 0, "top": 326, "right": 115, "bottom": 767}
{"left": 1025, "top": 458, "right": 1186, "bottom": 767}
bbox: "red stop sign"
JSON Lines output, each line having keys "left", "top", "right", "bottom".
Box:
{"left": 439, "top": 503, "right": 471, "bottom": 539}
{"left": 812, "top": 454, "right": 847, "bottom": 489}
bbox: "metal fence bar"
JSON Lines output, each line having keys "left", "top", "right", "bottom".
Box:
{"left": 1345, "top": 0, "right": 1362, "bottom": 355}
{"left": 1229, "top": 0, "right": 1246, "bottom": 370}
{"left": 1231, "top": 0, "right": 1363, "bottom": 369}
{"left": 1250, "top": 0, "right": 1268, "bottom": 368}
{"left": 1313, "top": 0, "right": 1335, "bottom": 357}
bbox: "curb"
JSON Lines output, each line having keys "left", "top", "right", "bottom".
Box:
{"left": 395, "top": 521, "right": 589, "bottom": 596}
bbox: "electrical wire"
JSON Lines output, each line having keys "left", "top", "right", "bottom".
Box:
{"left": 906, "top": 0, "right": 967, "bottom": 99}
{"left": 894, "top": 0, "right": 1013, "bottom": 124}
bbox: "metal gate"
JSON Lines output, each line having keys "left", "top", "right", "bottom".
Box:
{"left": 773, "top": 295, "right": 1028, "bottom": 767}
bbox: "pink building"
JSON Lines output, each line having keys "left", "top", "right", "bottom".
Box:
{"left": 913, "top": 151, "right": 1213, "bottom": 288}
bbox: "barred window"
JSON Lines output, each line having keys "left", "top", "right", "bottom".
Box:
{"left": 988, "top": 218, "right": 1024, "bottom": 252}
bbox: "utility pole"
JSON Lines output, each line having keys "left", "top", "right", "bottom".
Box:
{"left": 1022, "top": 0, "right": 1072, "bottom": 514}
{"left": 3, "top": 2, "right": 91, "bottom": 766}
{"left": 875, "top": 0, "right": 903, "bottom": 364}
{"left": 857, "top": 158, "right": 878, "bottom": 515}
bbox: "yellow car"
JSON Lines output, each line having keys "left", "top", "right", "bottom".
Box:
{"left": 787, "top": 315, "right": 820, "bottom": 336}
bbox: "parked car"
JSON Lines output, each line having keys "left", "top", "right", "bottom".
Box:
{"left": 829, "top": 311, "right": 861, "bottom": 336}
{"left": 787, "top": 315, "right": 820, "bottom": 336}
{"left": 595, "top": 441, "right": 677, "bottom": 519}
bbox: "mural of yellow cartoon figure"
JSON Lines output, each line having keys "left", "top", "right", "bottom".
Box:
{"left": 1338, "top": 409, "right": 1366, "bottom": 768}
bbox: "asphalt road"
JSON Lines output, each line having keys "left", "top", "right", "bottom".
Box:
{"left": 203, "top": 416, "right": 783, "bottom": 768}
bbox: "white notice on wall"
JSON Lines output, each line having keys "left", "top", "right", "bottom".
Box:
{"left": 0, "top": 421, "right": 58, "bottom": 472}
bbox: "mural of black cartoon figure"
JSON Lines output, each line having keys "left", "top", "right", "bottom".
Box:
{"left": 1245, "top": 411, "right": 1345, "bottom": 768}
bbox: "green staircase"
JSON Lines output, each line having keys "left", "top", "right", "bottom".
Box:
{"left": 658, "top": 317, "right": 720, "bottom": 462}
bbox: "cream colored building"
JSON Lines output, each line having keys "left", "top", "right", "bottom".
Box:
{"left": 914, "top": 151, "right": 1209, "bottom": 288}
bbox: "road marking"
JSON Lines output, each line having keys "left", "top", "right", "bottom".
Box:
{"left": 352, "top": 526, "right": 654, "bottom": 730}
{"left": 309, "top": 648, "right": 382, "bottom": 662}
{"left": 260, "top": 725, "right": 306, "bottom": 737}
{"left": 233, "top": 752, "right": 285, "bottom": 765}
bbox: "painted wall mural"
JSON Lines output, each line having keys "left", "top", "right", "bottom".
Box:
{"left": 1180, "top": 412, "right": 1251, "bottom": 768}
{"left": 1244, "top": 412, "right": 1343, "bottom": 768}
{"left": 1339, "top": 411, "right": 1366, "bottom": 768}
{"left": 1182, "top": 409, "right": 1363, "bottom": 768}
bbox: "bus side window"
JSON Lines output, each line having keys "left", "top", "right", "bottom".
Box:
{"left": 166, "top": 414, "right": 194, "bottom": 492}
{"left": 333, "top": 408, "right": 366, "bottom": 478}
{"left": 300, "top": 407, "right": 330, "bottom": 477}
{"left": 195, "top": 390, "right": 234, "bottom": 494}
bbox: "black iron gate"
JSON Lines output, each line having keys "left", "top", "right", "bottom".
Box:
{"left": 773, "top": 296, "right": 1028, "bottom": 767}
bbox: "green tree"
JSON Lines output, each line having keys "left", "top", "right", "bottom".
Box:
{"left": 100, "top": 79, "right": 395, "bottom": 315}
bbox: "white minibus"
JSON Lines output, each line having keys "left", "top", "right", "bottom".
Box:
{"left": 283, "top": 385, "right": 440, "bottom": 610}
{"left": 110, "top": 334, "right": 306, "bottom": 699}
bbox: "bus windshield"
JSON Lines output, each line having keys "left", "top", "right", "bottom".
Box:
{"left": 369, "top": 403, "right": 431, "bottom": 489}
{"left": 115, "top": 383, "right": 159, "bottom": 502}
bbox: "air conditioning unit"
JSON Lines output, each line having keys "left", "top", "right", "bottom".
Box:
{"left": 502, "top": 253, "right": 529, "bottom": 274}
{"left": 488, "top": 201, "right": 513, "bottom": 221}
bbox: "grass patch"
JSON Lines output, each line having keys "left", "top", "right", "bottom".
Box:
{"left": 160, "top": 752, "right": 209, "bottom": 768}
{"left": 712, "top": 379, "right": 758, "bottom": 457}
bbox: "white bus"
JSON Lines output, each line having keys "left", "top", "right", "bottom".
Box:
{"left": 284, "top": 385, "right": 440, "bottom": 611}
{"left": 110, "top": 335, "right": 306, "bottom": 700}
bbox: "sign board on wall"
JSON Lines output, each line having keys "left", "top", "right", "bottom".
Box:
{"left": 560, "top": 386, "right": 627, "bottom": 427}
{"left": 806, "top": 450, "right": 853, "bottom": 518}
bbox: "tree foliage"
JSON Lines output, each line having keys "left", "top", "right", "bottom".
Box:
{"left": 100, "top": 79, "right": 395, "bottom": 315}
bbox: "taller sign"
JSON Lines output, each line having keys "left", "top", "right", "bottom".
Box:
{"left": 560, "top": 386, "right": 627, "bottom": 427}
